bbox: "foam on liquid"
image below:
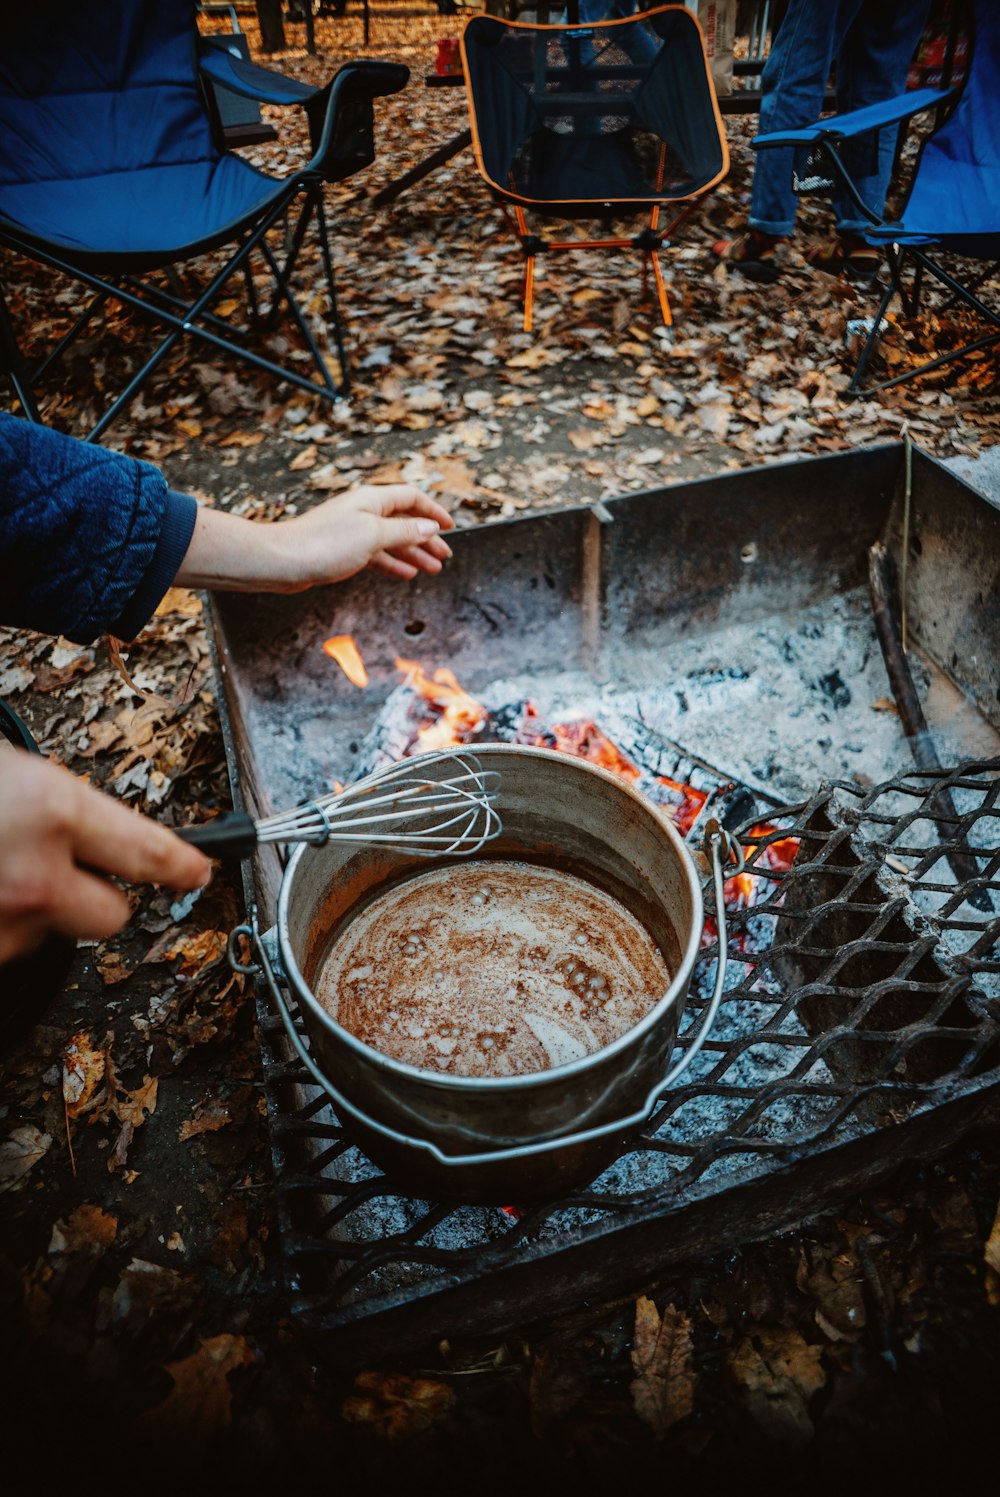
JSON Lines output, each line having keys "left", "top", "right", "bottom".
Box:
{"left": 315, "top": 860, "right": 671, "bottom": 1077}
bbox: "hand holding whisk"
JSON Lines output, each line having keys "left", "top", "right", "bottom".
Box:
{"left": 177, "top": 750, "right": 502, "bottom": 861}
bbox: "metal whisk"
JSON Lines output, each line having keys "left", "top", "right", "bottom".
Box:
{"left": 177, "top": 750, "right": 502, "bottom": 861}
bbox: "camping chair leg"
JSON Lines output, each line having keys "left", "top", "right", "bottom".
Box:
{"left": 848, "top": 277, "right": 896, "bottom": 396}
{"left": 257, "top": 235, "right": 343, "bottom": 398}
{"left": 30, "top": 287, "right": 114, "bottom": 387}
{"left": 857, "top": 326, "right": 1000, "bottom": 395}
{"left": 939, "top": 259, "right": 1000, "bottom": 315}
{"left": 850, "top": 245, "right": 1000, "bottom": 396}
{"left": 910, "top": 247, "right": 1000, "bottom": 327}
{"left": 884, "top": 245, "right": 914, "bottom": 317}
{"left": 910, "top": 257, "right": 925, "bottom": 314}
{"left": 0, "top": 283, "right": 41, "bottom": 422}
{"left": 649, "top": 250, "right": 672, "bottom": 328}
{"left": 313, "top": 194, "right": 349, "bottom": 395}
{"left": 251, "top": 188, "right": 347, "bottom": 394}
{"left": 242, "top": 250, "right": 260, "bottom": 326}
{"left": 258, "top": 191, "right": 318, "bottom": 332}
{"left": 513, "top": 206, "right": 536, "bottom": 334}
{"left": 84, "top": 216, "right": 299, "bottom": 439}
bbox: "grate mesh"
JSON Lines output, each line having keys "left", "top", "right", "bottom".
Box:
{"left": 256, "top": 760, "right": 1000, "bottom": 1334}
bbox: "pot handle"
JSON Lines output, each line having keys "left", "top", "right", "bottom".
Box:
{"left": 243, "top": 819, "right": 739, "bottom": 1171}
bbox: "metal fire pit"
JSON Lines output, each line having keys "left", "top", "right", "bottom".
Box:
{"left": 207, "top": 443, "right": 1000, "bottom": 1364}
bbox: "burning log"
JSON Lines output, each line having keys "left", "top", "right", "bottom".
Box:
{"left": 868, "top": 541, "right": 992, "bottom": 912}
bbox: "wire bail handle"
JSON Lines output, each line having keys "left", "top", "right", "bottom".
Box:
{"left": 232, "top": 819, "right": 737, "bottom": 1168}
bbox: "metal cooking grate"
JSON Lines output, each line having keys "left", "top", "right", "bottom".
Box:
{"left": 255, "top": 760, "right": 1000, "bottom": 1355}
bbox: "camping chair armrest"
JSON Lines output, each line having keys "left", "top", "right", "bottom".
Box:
{"left": 753, "top": 86, "right": 955, "bottom": 150}
{"left": 198, "top": 41, "right": 317, "bottom": 106}
{"left": 303, "top": 62, "right": 410, "bottom": 184}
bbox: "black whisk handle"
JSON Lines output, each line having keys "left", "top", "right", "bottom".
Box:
{"left": 177, "top": 813, "right": 258, "bottom": 860}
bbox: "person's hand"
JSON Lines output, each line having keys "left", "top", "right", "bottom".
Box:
{"left": 277, "top": 485, "right": 455, "bottom": 587}
{"left": 175, "top": 485, "right": 455, "bottom": 594}
{"left": 0, "top": 751, "right": 211, "bottom": 964}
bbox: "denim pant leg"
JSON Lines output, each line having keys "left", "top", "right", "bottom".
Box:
{"left": 831, "top": 0, "right": 932, "bottom": 233}
{"left": 576, "top": 0, "right": 658, "bottom": 66}
{"left": 749, "top": 0, "right": 864, "bottom": 236}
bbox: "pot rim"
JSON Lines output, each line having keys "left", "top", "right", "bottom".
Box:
{"left": 276, "top": 744, "right": 705, "bottom": 1094}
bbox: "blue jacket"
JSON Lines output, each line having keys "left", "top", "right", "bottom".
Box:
{"left": 0, "top": 414, "right": 197, "bottom": 644}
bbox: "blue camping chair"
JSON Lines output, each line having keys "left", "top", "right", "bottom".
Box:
{"left": 0, "top": 1, "right": 408, "bottom": 438}
{"left": 753, "top": 0, "right": 999, "bottom": 396}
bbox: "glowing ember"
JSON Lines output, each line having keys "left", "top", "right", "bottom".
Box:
{"left": 323, "top": 635, "right": 368, "bottom": 688}
{"left": 379, "top": 656, "right": 800, "bottom": 916}
{"left": 517, "top": 709, "right": 642, "bottom": 780}
{"left": 395, "top": 656, "right": 489, "bottom": 751}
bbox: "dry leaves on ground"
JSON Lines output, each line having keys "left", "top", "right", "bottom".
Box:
{"left": 341, "top": 1369, "right": 456, "bottom": 1441}
{"left": 629, "top": 1295, "right": 696, "bottom": 1437}
{"left": 61, "top": 1028, "right": 158, "bottom": 1173}
{"left": 727, "top": 1326, "right": 827, "bottom": 1448}
{"left": 0, "top": 1123, "right": 53, "bottom": 1192}
{"left": 136, "top": 1333, "right": 256, "bottom": 1452}
{"left": 984, "top": 1196, "right": 1000, "bottom": 1306}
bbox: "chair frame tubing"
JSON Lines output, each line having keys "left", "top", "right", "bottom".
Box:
{"left": 0, "top": 178, "right": 348, "bottom": 440}
{"left": 503, "top": 200, "right": 682, "bottom": 334}
{"left": 849, "top": 244, "right": 1000, "bottom": 397}
{"left": 806, "top": 136, "right": 999, "bottom": 397}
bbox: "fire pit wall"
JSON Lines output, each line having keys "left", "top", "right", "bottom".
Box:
{"left": 206, "top": 442, "right": 1000, "bottom": 1356}
{"left": 211, "top": 439, "right": 1000, "bottom": 1128}
{"left": 211, "top": 442, "right": 1000, "bottom": 868}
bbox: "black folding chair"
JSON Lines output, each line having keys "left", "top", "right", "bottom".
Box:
{"left": 0, "top": 0, "right": 408, "bottom": 438}
{"left": 461, "top": 6, "right": 729, "bottom": 331}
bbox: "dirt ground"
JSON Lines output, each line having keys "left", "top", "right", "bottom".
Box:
{"left": 2, "top": 9, "right": 999, "bottom": 1492}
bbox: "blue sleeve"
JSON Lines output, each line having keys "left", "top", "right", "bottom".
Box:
{"left": 0, "top": 415, "right": 197, "bottom": 644}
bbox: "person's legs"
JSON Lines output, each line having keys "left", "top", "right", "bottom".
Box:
{"left": 748, "top": 0, "right": 863, "bottom": 236}
{"left": 831, "top": 0, "right": 933, "bottom": 234}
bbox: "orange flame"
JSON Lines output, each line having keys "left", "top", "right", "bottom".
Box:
{"left": 323, "top": 635, "right": 368, "bottom": 688}
{"left": 395, "top": 657, "right": 488, "bottom": 750}
{"left": 519, "top": 713, "right": 643, "bottom": 781}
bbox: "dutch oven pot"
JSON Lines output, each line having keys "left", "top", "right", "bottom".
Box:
{"left": 237, "top": 745, "right": 735, "bottom": 1203}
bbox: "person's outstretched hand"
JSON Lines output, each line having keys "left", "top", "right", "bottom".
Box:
{"left": 0, "top": 751, "right": 211, "bottom": 964}
{"left": 176, "top": 485, "right": 455, "bottom": 594}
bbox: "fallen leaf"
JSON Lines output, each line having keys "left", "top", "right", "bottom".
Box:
{"left": 797, "top": 1245, "right": 866, "bottom": 1341}
{"left": 506, "top": 346, "right": 564, "bottom": 370}
{"left": 727, "top": 1327, "right": 826, "bottom": 1447}
{"left": 0, "top": 663, "right": 34, "bottom": 694}
{"left": 341, "top": 1370, "right": 456, "bottom": 1441}
{"left": 178, "top": 1083, "right": 251, "bottom": 1141}
{"left": 74, "top": 719, "right": 125, "bottom": 758}
{"left": 629, "top": 1296, "right": 696, "bottom": 1436}
{"left": 155, "top": 588, "right": 203, "bottom": 618}
{"left": 62, "top": 1031, "right": 107, "bottom": 1116}
{"left": 108, "top": 1257, "right": 200, "bottom": 1333}
{"left": 529, "top": 1345, "right": 589, "bottom": 1437}
{"left": 95, "top": 949, "right": 135, "bottom": 986}
{"left": 136, "top": 1334, "right": 255, "bottom": 1451}
{"left": 872, "top": 696, "right": 899, "bottom": 713}
{"left": 0, "top": 1125, "right": 52, "bottom": 1192}
{"left": 985, "top": 1197, "right": 1000, "bottom": 1305}
{"left": 289, "top": 443, "right": 318, "bottom": 471}
{"left": 116, "top": 1076, "right": 158, "bottom": 1128}
{"left": 49, "top": 1203, "right": 118, "bottom": 1254}
{"left": 145, "top": 928, "right": 228, "bottom": 978}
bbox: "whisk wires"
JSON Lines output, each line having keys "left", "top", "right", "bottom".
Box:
{"left": 255, "top": 750, "right": 502, "bottom": 857}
